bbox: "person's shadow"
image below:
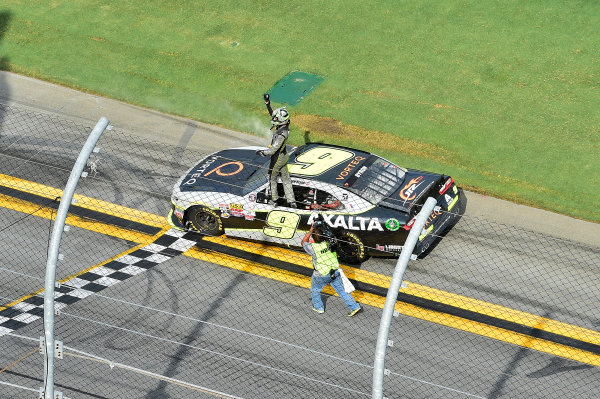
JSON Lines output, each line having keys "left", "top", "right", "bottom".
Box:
{"left": 0, "top": 11, "right": 12, "bottom": 137}
{"left": 303, "top": 129, "right": 323, "bottom": 145}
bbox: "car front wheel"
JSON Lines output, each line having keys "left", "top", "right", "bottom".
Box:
{"left": 187, "top": 206, "right": 224, "bottom": 236}
{"left": 336, "top": 231, "right": 369, "bottom": 264}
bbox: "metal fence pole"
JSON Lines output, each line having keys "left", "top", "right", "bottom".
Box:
{"left": 372, "top": 197, "right": 438, "bottom": 399}
{"left": 42, "top": 117, "right": 109, "bottom": 399}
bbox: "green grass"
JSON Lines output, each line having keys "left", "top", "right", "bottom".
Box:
{"left": 1, "top": 0, "right": 598, "bottom": 222}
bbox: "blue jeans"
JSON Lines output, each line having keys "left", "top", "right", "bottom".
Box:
{"left": 311, "top": 270, "right": 360, "bottom": 311}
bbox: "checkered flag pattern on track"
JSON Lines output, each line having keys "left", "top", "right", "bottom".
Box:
{"left": 0, "top": 230, "right": 197, "bottom": 337}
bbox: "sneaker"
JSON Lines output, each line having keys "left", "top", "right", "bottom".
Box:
{"left": 313, "top": 307, "right": 324, "bottom": 314}
{"left": 348, "top": 307, "right": 362, "bottom": 317}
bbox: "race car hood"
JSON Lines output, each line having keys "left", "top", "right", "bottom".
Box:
{"left": 379, "top": 171, "right": 441, "bottom": 212}
{"left": 178, "top": 148, "right": 268, "bottom": 195}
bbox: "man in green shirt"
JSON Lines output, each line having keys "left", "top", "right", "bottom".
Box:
{"left": 301, "top": 219, "right": 362, "bottom": 316}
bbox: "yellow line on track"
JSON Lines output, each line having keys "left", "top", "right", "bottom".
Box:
{"left": 403, "top": 282, "right": 600, "bottom": 348}
{"left": 183, "top": 246, "right": 600, "bottom": 367}
{"left": 0, "top": 193, "right": 157, "bottom": 244}
{"left": 1, "top": 176, "right": 599, "bottom": 366}
{"left": 201, "top": 235, "right": 600, "bottom": 350}
{"left": 0, "top": 173, "right": 166, "bottom": 228}
{"left": 393, "top": 300, "right": 600, "bottom": 367}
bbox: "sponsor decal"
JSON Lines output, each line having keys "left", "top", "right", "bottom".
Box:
{"left": 444, "top": 194, "right": 453, "bottom": 204}
{"left": 439, "top": 177, "right": 454, "bottom": 195}
{"left": 336, "top": 156, "right": 367, "bottom": 180}
{"left": 385, "top": 245, "right": 404, "bottom": 252}
{"left": 399, "top": 176, "right": 424, "bottom": 201}
{"left": 221, "top": 211, "right": 230, "bottom": 219}
{"left": 205, "top": 161, "right": 244, "bottom": 178}
{"left": 244, "top": 210, "right": 256, "bottom": 221}
{"left": 423, "top": 209, "right": 444, "bottom": 230}
{"left": 182, "top": 155, "right": 219, "bottom": 185}
{"left": 248, "top": 193, "right": 257, "bottom": 202}
{"left": 385, "top": 218, "right": 400, "bottom": 231}
{"left": 307, "top": 213, "right": 384, "bottom": 231}
{"left": 341, "top": 193, "right": 348, "bottom": 201}
{"left": 229, "top": 203, "right": 244, "bottom": 217}
{"left": 355, "top": 165, "right": 368, "bottom": 179}
{"left": 375, "top": 244, "right": 404, "bottom": 253}
{"left": 402, "top": 216, "right": 416, "bottom": 231}
{"left": 219, "top": 203, "right": 229, "bottom": 212}
{"left": 174, "top": 208, "right": 184, "bottom": 220}
{"left": 290, "top": 178, "right": 311, "bottom": 186}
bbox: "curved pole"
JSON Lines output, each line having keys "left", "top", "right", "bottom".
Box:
{"left": 42, "top": 117, "right": 109, "bottom": 399}
{"left": 372, "top": 197, "right": 438, "bottom": 399}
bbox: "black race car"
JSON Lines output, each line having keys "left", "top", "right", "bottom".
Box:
{"left": 168, "top": 143, "right": 464, "bottom": 263}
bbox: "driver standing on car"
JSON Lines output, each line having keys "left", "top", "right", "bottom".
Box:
{"left": 256, "top": 93, "right": 296, "bottom": 208}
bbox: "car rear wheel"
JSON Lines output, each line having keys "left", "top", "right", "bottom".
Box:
{"left": 187, "top": 206, "right": 223, "bottom": 236}
{"left": 336, "top": 231, "right": 369, "bottom": 264}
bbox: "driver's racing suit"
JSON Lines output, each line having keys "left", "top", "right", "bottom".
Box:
{"left": 261, "top": 101, "right": 296, "bottom": 206}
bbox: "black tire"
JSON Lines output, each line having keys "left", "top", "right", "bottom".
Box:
{"left": 187, "top": 206, "right": 223, "bottom": 236}
{"left": 336, "top": 231, "right": 370, "bottom": 264}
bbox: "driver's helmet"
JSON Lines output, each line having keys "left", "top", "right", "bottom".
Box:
{"left": 271, "top": 107, "right": 290, "bottom": 127}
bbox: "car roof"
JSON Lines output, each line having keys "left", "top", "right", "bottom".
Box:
{"left": 288, "top": 143, "right": 376, "bottom": 187}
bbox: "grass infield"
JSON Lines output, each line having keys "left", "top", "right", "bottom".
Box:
{"left": 0, "top": 1, "right": 598, "bottom": 222}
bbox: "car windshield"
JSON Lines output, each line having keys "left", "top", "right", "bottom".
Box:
{"left": 348, "top": 157, "right": 406, "bottom": 204}
{"left": 242, "top": 159, "right": 271, "bottom": 195}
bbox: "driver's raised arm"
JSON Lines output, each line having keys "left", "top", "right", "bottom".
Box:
{"left": 264, "top": 93, "right": 274, "bottom": 116}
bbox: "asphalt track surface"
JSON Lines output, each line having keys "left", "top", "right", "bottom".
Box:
{"left": 0, "top": 72, "right": 598, "bottom": 398}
